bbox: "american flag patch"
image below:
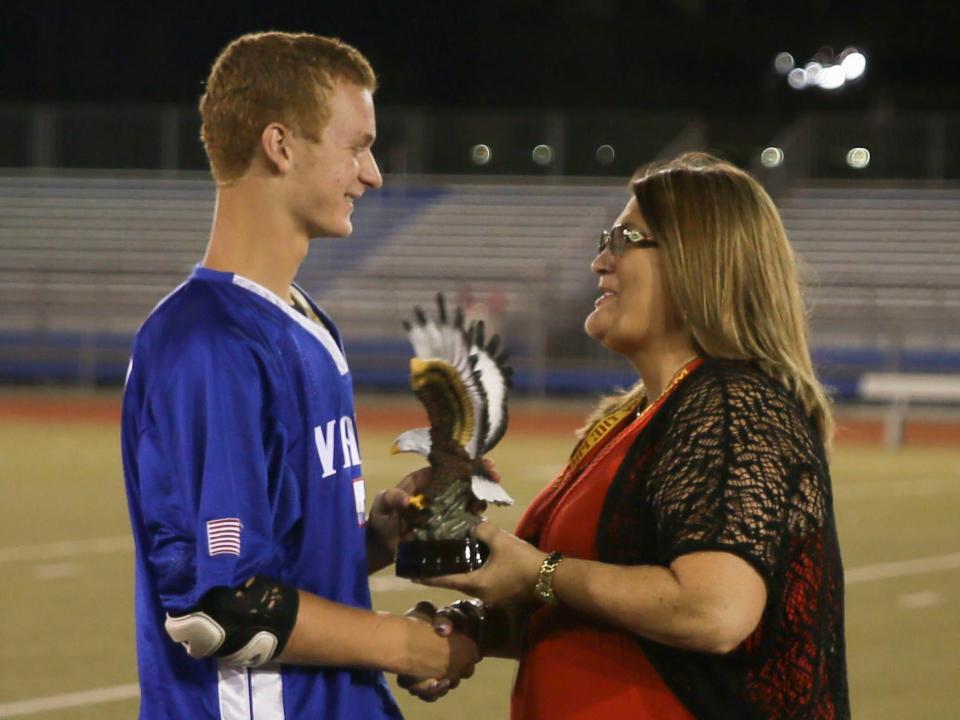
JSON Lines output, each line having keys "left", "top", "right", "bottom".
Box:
{"left": 206, "top": 518, "right": 242, "bottom": 557}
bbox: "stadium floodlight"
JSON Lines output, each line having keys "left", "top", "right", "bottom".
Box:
{"left": 846, "top": 147, "right": 871, "bottom": 169}
{"left": 841, "top": 49, "right": 867, "bottom": 80}
{"left": 785, "top": 47, "right": 866, "bottom": 92}
{"left": 760, "top": 147, "right": 785, "bottom": 168}
{"left": 532, "top": 144, "right": 554, "bottom": 166}
{"left": 804, "top": 61, "right": 823, "bottom": 85}
{"left": 470, "top": 144, "right": 493, "bottom": 165}
{"left": 774, "top": 52, "right": 795, "bottom": 75}
{"left": 596, "top": 144, "right": 616, "bottom": 165}
{"left": 818, "top": 64, "right": 847, "bottom": 90}
{"left": 787, "top": 67, "right": 808, "bottom": 89}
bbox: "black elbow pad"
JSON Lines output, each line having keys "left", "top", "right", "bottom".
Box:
{"left": 164, "top": 576, "right": 299, "bottom": 667}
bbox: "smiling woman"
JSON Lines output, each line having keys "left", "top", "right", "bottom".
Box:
{"left": 409, "top": 152, "right": 850, "bottom": 720}
{"left": 585, "top": 199, "right": 687, "bottom": 392}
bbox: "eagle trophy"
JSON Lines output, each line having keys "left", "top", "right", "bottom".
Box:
{"left": 393, "top": 294, "right": 514, "bottom": 578}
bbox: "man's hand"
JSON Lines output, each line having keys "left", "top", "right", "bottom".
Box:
{"left": 367, "top": 460, "right": 501, "bottom": 574}
{"left": 366, "top": 467, "right": 431, "bottom": 573}
{"left": 397, "top": 601, "right": 478, "bottom": 702}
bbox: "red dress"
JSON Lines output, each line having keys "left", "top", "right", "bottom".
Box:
{"left": 511, "top": 361, "right": 702, "bottom": 720}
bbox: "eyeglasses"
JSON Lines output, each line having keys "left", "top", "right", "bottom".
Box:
{"left": 598, "top": 224, "right": 658, "bottom": 257}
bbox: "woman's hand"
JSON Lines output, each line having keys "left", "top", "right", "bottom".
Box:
{"left": 419, "top": 522, "right": 547, "bottom": 606}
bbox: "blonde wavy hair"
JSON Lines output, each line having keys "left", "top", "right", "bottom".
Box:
{"left": 200, "top": 32, "right": 377, "bottom": 185}
{"left": 584, "top": 153, "right": 833, "bottom": 446}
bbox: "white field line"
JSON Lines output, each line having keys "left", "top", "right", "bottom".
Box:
{"left": 373, "top": 553, "right": 960, "bottom": 589}
{"left": 835, "top": 476, "right": 959, "bottom": 500}
{"left": 0, "top": 535, "right": 131, "bottom": 564}
{"left": 370, "top": 575, "right": 415, "bottom": 592}
{"left": 32, "top": 562, "right": 85, "bottom": 580}
{"left": 0, "top": 684, "right": 139, "bottom": 718}
{"left": 897, "top": 590, "right": 942, "bottom": 609}
{"left": 2, "top": 536, "right": 958, "bottom": 588}
{"left": 845, "top": 552, "right": 960, "bottom": 584}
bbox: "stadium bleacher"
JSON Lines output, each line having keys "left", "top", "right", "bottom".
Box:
{"left": 1, "top": 174, "right": 958, "bottom": 394}
{"left": 778, "top": 185, "right": 960, "bottom": 394}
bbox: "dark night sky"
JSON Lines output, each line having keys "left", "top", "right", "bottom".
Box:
{"left": 2, "top": 0, "right": 959, "bottom": 115}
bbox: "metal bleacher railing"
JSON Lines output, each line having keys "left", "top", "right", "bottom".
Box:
{"left": 1, "top": 105, "right": 959, "bottom": 399}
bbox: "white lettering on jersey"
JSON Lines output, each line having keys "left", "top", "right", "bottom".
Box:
{"left": 353, "top": 478, "right": 366, "bottom": 527}
{"left": 314, "top": 420, "right": 337, "bottom": 478}
{"left": 314, "top": 416, "right": 362, "bottom": 477}
{"left": 339, "top": 416, "right": 361, "bottom": 470}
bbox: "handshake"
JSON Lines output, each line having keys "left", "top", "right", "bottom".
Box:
{"left": 397, "top": 599, "right": 486, "bottom": 702}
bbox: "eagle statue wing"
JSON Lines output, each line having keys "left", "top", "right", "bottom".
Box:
{"left": 394, "top": 294, "right": 513, "bottom": 506}
{"left": 466, "top": 320, "right": 513, "bottom": 455}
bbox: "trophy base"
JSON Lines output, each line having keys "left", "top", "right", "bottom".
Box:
{"left": 395, "top": 537, "right": 490, "bottom": 578}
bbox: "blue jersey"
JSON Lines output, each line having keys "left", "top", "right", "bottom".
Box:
{"left": 121, "top": 266, "right": 402, "bottom": 720}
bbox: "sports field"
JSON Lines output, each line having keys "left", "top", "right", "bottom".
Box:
{"left": 1, "top": 391, "right": 958, "bottom": 719}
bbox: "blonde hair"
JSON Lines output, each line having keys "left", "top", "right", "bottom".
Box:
{"left": 200, "top": 31, "right": 377, "bottom": 185}
{"left": 583, "top": 153, "right": 833, "bottom": 445}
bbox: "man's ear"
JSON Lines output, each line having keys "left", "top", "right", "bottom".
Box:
{"left": 260, "top": 123, "right": 293, "bottom": 174}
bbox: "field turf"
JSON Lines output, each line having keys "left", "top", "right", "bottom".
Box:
{"left": 0, "top": 393, "right": 958, "bottom": 718}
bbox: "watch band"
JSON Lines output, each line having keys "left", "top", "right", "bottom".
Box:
{"left": 534, "top": 551, "right": 564, "bottom": 605}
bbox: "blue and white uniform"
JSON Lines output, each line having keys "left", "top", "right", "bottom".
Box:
{"left": 121, "top": 266, "right": 402, "bottom": 720}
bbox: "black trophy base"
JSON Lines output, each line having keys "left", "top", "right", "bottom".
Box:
{"left": 395, "top": 537, "right": 490, "bottom": 578}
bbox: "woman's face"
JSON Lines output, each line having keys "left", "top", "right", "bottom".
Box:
{"left": 584, "top": 197, "right": 680, "bottom": 357}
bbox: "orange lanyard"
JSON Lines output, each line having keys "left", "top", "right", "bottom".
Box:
{"left": 516, "top": 357, "right": 703, "bottom": 542}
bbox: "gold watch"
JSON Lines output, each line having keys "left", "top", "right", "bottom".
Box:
{"left": 534, "top": 551, "right": 564, "bottom": 605}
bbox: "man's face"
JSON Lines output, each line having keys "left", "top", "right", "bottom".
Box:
{"left": 288, "top": 81, "right": 383, "bottom": 238}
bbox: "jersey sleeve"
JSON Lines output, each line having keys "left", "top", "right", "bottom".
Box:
{"left": 134, "top": 328, "right": 299, "bottom": 613}
{"left": 647, "top": 371, "right": 803, "bottom": 581}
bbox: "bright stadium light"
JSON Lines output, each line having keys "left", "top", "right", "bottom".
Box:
{"left": 785, "top": 46, "right": 866, "bottom": 92}
{"left": 818, "top": 64, "right": 847, "bottom": 90}
{"left": 774, "top": 52, "right": 795, "bottom": 75}
{"left": 788, "top": 67, "right": 808, "bottom": 89}
{"left": 532, "top": 144, "right": 554, "bottom": 166}
{"left": 470, "top": 144, "right": 492, "bottom": 165}
{"left": 804, "top": 61, "right": 823, "bottom": 85}
{"left": 596, "top": 144, "right": 616, "bottom": 165}
{"left": 841, "top": 49, "right": 867, "bottom": 80}
{"left": 760, "top": 147, "right": 785, "bottom": 168}
{"left": 846, "top": 147, "right": 871, "bottom": 169}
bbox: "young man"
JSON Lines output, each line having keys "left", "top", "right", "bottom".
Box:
{"left": 120, "top": 32, "right": 477, "bottom": 719}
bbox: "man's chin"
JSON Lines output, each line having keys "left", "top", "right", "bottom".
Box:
{"left": 309, "top": 220, "right": 353, "bottom": 240}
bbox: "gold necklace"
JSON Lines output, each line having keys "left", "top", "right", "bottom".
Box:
{"left": 634, "top": 355, "right": 702, "bottom": 419}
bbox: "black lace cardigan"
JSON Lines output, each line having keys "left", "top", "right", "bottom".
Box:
{"left": 596, "top": 359, "right": 850, "bottom": 719}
